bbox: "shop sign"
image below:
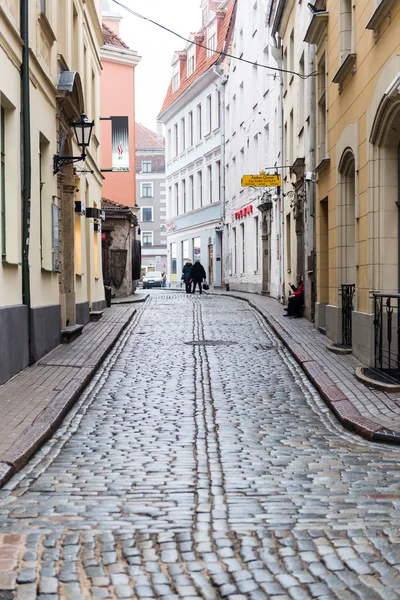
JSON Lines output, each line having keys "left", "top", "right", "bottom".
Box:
{"left": 166, "top": 221, "right": 177, "bottom": 232}
{"left": 241, "top": 171, "right": 281, "bottom": 187}
{"left": 234, "top": 205, "right": 253, "bottom": 220}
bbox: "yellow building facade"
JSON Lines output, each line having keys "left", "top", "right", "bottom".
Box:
{"left": 309, "top": 0, "right": 400, "bottom": 366}
{"left": 0, "top": 0, "right": 104, "bottom": 384}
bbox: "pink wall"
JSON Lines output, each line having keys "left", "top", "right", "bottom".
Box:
{"left": 100, "top": 59, "right": 137, "bottom": 207}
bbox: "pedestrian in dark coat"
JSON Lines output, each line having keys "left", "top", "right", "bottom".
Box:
{"left": 182, "top": 259, "right": 193, "bottom": 294}
{"left": 191, "top": 260, "right": 206, "bottom": 294}
{"left": 284, "top": 274, "right": 304, "bottom": 317}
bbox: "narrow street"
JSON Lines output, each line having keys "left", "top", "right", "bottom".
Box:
{"left": 1, "top": 293, "right": 400, "bottom": 599}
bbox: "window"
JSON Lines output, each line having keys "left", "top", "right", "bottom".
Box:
{"left": 167, "top": 129, "right": 171, "bottom": 159}
{"left": 174, "top": 123, "right": 178, "bottom": 156}
{"left": 1, "top": 108, "right": 5, "bottom": 258}
{"left": 171, "top": 242, "right": 177, "bottom": 281}
{"left": 317, "top": 55, "right": 327, "bottom": 162}
{"left": 52, "top": 203, "right": 59, "bottom": 271}
{"left": 241, "top": 223, "right": 245, "bottom": 273}
{"left": 207, "top": 95, "right": 212, "bottom": 134}
{"left": 283, "top": 48, "right": 288, "bottom": 92}
{"left": 142, "top": 231, "right": 153, "bottom": 247}
{"left": 182, "top": 179, "right": 186, "bottom": 213}
{"left": 197, "top": 104, "right": 202, "bottom": 140}
{"left": 193, "top": 237, "right": 201, "bottom": 262}
{"left": 289, "top": 29, "right": 294, "bottom": 83}
{"left": 181, "top": 117, "right": 186, "bottom": 151}
{"left": 216, "top": 161, "right": 221, "bottom": 203}
{"left": 142, "top": 207, "right": 153, "bottom": 222}
{"left": 187, "top": 45, "right": 195, "bottom": 77}
{"left": 172, "top": 62, "right": 180, "bottom": 92}
{"left": 174, "top": 183, "right": 179, "bottom": 215}
{"left": 189, "top": 175, "right": 194, "bottom": 211}
{"left": 286, "top": 214, "right": 291, "bottom": 272}
{"left": 207, "top": 22, "right": 217, "bottom": 57}
{"left": 299, "top": 53, "right": 305, "bottom": 130}
{"left": 182, "top": 239, "right": 189, "bottom": 261}
{"left": 208, "top": 165, "right": 212, "bottom": 203}
{"left": 233, "top": 227, "right": 237, "bottom": 274}
{"left": 339, "top": 0, "right": 353, "bottom": 62}
{"left": 255, "top": 216, "right": 259, "bottom": 271}
{"left": 40, "top": 0, "right": 46, "bottom": 14}
{"left": 142, "top": 160, "right": 151, "bottom": 173}
{"left": 141, "top": 182, "right": 153, "bottom": 197}
{"left": 217, "top": 91, "right": 221, "bottom": 129}
{"left": 189, "top": 111, "right": 194, "bottom": 146}
{"left": 198, "top": 170, "right": 203, "bottom": 207}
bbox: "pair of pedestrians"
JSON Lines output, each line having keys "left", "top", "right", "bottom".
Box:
{"left": 182, "top": 259, "right": 207, "bottom": 294}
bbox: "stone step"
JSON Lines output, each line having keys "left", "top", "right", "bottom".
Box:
{"left": 61, "top": 324, "right": 84, "bottom": 344}
{"left": 90, "top": 310, "right": 104, "bottom": 322}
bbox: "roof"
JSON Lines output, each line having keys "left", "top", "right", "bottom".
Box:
{"left": 158, "top": 0, "right": 236, "bottom": 118}
{"left": 135, "top": 123, "right": 165, "bottom": 151}
{"left": 102, "top": 198, "right": 131, "bottom": 210}
{"left": 102, "top": 23, "right": 129, "bottom": 49}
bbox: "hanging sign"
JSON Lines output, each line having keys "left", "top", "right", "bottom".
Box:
{"left": 241, "top": 171, "right": 281, "bottom": 187}
{"left": 112, "top": 116, "right": 129, "bottom": 172}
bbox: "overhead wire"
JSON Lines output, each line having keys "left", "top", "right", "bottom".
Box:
{"left": 111, "top": 0, "right": 317, "bottom": 79}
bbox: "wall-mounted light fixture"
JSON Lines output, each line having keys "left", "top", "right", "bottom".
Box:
{"left": 53, "top": 113, "right": 94, "bottom": 174}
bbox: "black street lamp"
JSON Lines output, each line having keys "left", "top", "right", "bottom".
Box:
{"left": 53, "top": 113, "right": 95, "bottom": 174}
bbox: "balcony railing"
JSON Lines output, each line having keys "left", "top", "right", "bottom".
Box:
{"left": 373, "top": 293, "right": 400, "bottom": 383}
{"left": 341, "top": 283, "right": 355, "bottom": 348}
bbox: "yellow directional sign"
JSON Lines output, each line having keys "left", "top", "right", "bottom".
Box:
{"left": 241, "top": 172, "right": 281, "bottom": 187}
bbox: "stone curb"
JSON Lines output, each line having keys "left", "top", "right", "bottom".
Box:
{"left": 0, "top": 308, "right": 138, "bottom": 487}
{"left": 216, "top": 292, "right": 400, "bottom": 444}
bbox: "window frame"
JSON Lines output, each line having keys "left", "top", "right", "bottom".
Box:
{"left": 142, "top": 160, "right": 152, "bottom": 173}
{"left": 142, "top": 206, "right": 153, "bottom": 222}
{"left": 141, "top": 182, "right": 154, "bottom": 198}
{"left": 142, "top": 231, "right": 154, "bottom": 247}
{"left": 207, "top": 21, "right": 217, "bottom": 58}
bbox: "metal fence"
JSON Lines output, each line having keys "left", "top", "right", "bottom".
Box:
{"left": 341, "top": 283, "right": 355, "bottom": 348}
{"left": 373, "top": 292, "right": 400, "bottom": 383}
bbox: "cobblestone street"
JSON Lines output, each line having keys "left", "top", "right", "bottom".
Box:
{"left": 1, "top": 293, "right": 400, "bottom": 599}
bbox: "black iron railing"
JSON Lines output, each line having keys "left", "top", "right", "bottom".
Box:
{"left": 341, "top": 283, "right": 355, "bottom": 347}
{"left": 374, "top": 293, "right": 400, "bottom": 383}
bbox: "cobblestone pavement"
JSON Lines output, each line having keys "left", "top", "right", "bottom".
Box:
{"left": 1, "top": 294, "right": 400, "bottom": 599}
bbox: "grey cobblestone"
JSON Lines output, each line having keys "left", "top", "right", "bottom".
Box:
{"left": 0, "top": 294, "right": 400, "bottom": 599}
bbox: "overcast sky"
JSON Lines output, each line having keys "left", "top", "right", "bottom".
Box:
{"left": 116, "top": 0, "right": 202, "bottom": 134}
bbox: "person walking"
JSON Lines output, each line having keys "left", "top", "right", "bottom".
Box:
{"left": 181, "top": 259, "right": 193, "bottom": 294}
{"left": 191, "top": 260, "right": 206, "bottom": 294}
{"left": 161, "top": 271, "right": 167, "bottom": 288}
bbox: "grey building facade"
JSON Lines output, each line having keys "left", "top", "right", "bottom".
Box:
{"left": 135, "top": 124, "right": 167, "bottom": 275}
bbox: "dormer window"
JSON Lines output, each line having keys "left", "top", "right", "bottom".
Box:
{"left": 207, "top": 22, "right": 217, "bottom": 58}
{"left": 187, "top": 45, "right": 196, "bottom": 77}
{"left": 172, "top": 63, "right": 180, "bottom": 92}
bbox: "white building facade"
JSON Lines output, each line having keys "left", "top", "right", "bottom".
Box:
{"left": 225, "top": 0, "right": 283, "bottom": 298}
{"left": 158, "top": 0, "right": 236, "bottom": 287}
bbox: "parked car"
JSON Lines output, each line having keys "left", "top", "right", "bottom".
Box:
{"left": 142, "top": 271, "right": 164, "bottom": 289}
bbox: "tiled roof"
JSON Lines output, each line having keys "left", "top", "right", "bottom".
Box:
{"left": 136, "top": 153, "right": 165, "bottom": 174}
{"left": 135, "top": 123, "right": 165, "bottom": 151}
{"left": 158, "top": 0, "right": 236, "bottom": 118}
{"left": 102, "top": 23, "right": 129, "bottom": 49}
{"left": 101, "top": 198, "right": 131, "bottom": 210}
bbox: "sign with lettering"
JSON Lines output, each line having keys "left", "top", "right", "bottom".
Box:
{"left": 241, "top": 172, "right": 281, "bottom": 187}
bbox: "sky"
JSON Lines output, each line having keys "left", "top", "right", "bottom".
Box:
{"left": 114, "top": 0, "right": 203, "bottom": 134}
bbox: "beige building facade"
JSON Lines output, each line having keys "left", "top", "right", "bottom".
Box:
{"left": 0, "top": 0, "right": 104, "bottom": 385}
{"left": 308, "top": 0, "right": 400, "bottom": 367}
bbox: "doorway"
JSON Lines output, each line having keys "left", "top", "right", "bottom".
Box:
{"left": 208, "top": 244, "right": 214, "bottom": 283}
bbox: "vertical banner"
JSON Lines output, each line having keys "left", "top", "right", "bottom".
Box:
{"left": 111, "top": 116, "right": 129, "bottom": 172}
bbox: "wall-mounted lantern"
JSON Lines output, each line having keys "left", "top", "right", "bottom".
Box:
{"left": 53, "top": 113, "right": 94, "bottom": 174}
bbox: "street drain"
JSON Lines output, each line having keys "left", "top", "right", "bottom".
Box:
{"left": 185, "top": 340, "right": 237, "bottom": 346}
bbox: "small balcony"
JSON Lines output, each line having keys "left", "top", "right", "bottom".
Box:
{"left": 304, "top": 10, "right": 329, "bottom": 45}
{"left": 365, "top": 0, "right": 396, "bottom": 30}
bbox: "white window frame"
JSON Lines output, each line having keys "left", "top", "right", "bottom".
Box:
{"left": 207, "top": 21, "right": 217, "bottom": 58}
{"left": 142, "top": 160, "right": 152, "bottom": 173}
{"left": 142, "top": 231, "right": 153, "bottom": 247}
{"left": 187, "top": 45, "right": 196, "bottom": 77}
{"left": 141, "top": 182, "right": 153, "bottom": 198}
{"left": 172, "top": 62, "right": 180, "bottom": 92}
{"left": 141, "top": 206, "right": 153, "bottom": 222}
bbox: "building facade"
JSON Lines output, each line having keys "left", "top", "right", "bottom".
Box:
{"left": 269, "top": 0, "right": 317, "bottom": 316}
{"left": 158, "top": 0, "right": 236, "bottom": 287}
{"left": 135, "top": 123, "right": 167, "bottom": 276}
{"left": 100, "top": 0, "right": 141, "bottom": 208}
{"left": 225, "top": 0, "right": 282, "bottom": 297}
{"left": 308, "top": 0, "right": 400, "bottom": 366}
{"left": 0, "top": 0, "right": 104, "bottom": 385}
